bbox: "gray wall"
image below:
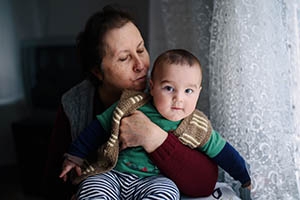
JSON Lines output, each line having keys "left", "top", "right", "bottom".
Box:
{"left": 0, "top": 0, "right": 149, "bottom": 166}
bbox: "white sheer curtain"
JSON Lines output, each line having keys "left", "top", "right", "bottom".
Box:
{"left": 150, "top": 0, "right": 300, "bottom": 199}
{"left": 210, "top": 0, "right": 300, "bottom": 199}
{"left": 149, "top": 0, "right": 213, "bottom": 116}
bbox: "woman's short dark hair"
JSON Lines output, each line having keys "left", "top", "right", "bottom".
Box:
{"left": 76, "top": 4, "right": 135, "bottom": 85}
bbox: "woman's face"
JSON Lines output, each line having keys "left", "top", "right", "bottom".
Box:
{"left": 98, "top": 22, "right": 150, "bottom": 94}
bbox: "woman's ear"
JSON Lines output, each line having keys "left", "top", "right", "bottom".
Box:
{"left": 91, "top": 66, "right": 103, "bottom": 81}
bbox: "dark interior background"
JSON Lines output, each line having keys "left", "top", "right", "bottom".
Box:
{"left": 0, "top": 1, "right": 149, "bottom": 199}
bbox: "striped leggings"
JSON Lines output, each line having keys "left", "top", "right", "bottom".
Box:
{"left": 76, "top": 170, "right": 180, "bottom": 200}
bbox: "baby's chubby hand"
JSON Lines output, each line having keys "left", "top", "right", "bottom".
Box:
{"left": 59, "top": 157, "right": 82, "bottom": 182}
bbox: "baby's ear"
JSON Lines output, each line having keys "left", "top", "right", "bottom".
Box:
{"left": 149, "top": 79, "right": 154, "bottom": 95}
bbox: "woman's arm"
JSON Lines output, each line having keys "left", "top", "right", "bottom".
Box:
{"left": 119, "top": 110, "right": 218, "bottom": 197}
{"left": 150, "top": 133, "right": 218, "bottom": 197}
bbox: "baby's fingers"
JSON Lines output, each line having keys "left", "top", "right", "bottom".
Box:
{"left": 59, "top": 165, "right": 73, "bottom": 181}
{"left": 75, "top": 165, "right": 82, "bottom": 176}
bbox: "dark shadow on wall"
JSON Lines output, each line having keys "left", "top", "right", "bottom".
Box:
{"left": 11, "top": 38, "right": 83, "bottom": 198}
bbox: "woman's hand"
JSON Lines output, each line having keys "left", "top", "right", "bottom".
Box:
{"left": 119, "top": 110, "right": 168, "bottom": 152}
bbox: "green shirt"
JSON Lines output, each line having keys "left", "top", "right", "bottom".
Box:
{"left": 97, "top": 102, "right": 226, "bottom": 177}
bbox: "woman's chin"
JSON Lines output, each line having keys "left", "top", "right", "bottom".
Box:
{"left": 133, "top": 83, "right": 147, "bottom": 91}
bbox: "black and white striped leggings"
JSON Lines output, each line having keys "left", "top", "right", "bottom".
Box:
{"left": 76, "top": 170, "right": 180, "bottom": 200}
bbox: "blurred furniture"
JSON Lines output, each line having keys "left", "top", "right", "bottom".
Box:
{"left": 12, "top": 38, "right": 82, "bottom": 197}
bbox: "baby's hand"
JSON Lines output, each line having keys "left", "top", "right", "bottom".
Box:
{"left": 59, "top": 159, "right": 82, "bottom": 182}
{"left": 246, "top": 184, "right": 252, "bottom": 190}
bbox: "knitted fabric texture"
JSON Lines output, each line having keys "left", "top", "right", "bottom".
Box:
{"left": 173, "top": 109, "right": 212, "bottom": 148}
{"left": 73, "top": 90, "right": 212, "bottom": 184}
{"left": 73, "top": 90, "right": 150, "bottom": 184}
{"left": 62, "top": 80, "right": 95, "bottom": 141}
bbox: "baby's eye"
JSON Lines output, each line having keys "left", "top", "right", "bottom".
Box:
{"left": 163, "top": 86, "right": 175, "bottom": 92}
{"left": 185, "top": 88, "right": 193, "bottom": 94}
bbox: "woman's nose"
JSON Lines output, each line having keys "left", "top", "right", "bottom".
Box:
{"left": 133, "top": 56, "right": 144, "bottom": 72}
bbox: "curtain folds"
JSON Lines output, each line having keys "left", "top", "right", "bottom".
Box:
{"left": 149, "top": 0, "right": 300, "bottom": 199}
{"left": 209, "top": 0, "right": 300, "bottom": 199}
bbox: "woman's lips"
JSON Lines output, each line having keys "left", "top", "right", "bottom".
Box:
{"left": 136, "top": 75, "right": 147, "bottom": 82}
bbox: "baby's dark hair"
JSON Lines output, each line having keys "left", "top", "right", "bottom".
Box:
{"left": 151, "top": 49, "right": 202, "bottom": 78}
{"left": 76, "top": 4, "right": 135, "bottom": 85}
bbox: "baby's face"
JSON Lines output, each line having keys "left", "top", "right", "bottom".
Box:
{"left": 149, "top": 63, "right": 202, "bottom": 121}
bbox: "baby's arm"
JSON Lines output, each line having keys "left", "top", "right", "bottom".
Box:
{"left": 200, "top": 130, "right": 251, "bottom": 189}
{"left": 211, "top": 142, "right": 251, "bottom": 188}
{"left": 68, "top": 120, "right": 110, "bottom": 158}
{"left": 59, "top": 154, "right": 83, "bottom": 182}
{"left": 59, "top": 120, "right": 110, "bottom": 181}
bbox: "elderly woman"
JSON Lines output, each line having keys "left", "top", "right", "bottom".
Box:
{"left": 44, "top": 5, "right": 217, "bottom": 199}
